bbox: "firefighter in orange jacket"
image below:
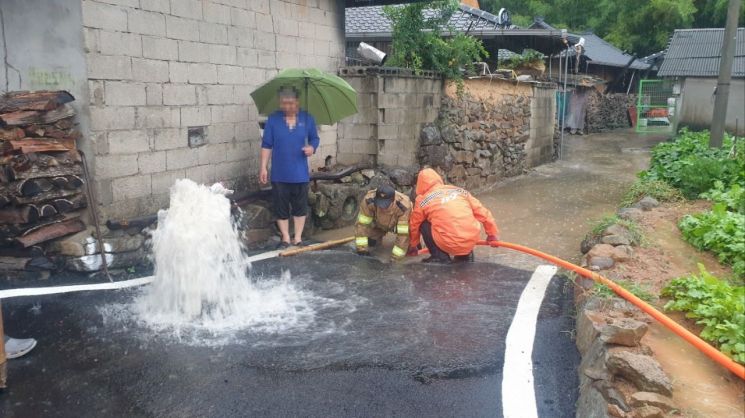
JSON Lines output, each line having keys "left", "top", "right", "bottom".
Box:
{"left": 355, "top": 184, "right": 412, "bottom": 261}
{"left": 408, "top": 168, "right": 499, "bottom": 263}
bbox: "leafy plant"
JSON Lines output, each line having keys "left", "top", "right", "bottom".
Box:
{"left": 641, "top": 129, "right": 745, "bottom": 198}
{"left": 620, "top": 179, "right": 684, "bottom": 208}
{"left": 383, "top": 0, "right": 488, "bottom": 87}
{"left": 662, "top": 264, "right": 745, "bottom": 363}
{"left": 500, "top": 49, "right": 545, "bottom": 70}
{"left": 679, "top": 203, "right": 745, "bottom": 278}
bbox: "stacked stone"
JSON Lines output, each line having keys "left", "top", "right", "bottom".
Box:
{"left": 418, "top": 94, "right": 530, "bottom": 192}
{"left": 586, "top": 91, "right": 636, "bottom": 133}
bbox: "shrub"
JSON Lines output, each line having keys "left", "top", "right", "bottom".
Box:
{"left": 679, "top": 202, "right": 745, "bottom": 278}
{"left": 662, "top": 265, "right": 745, "bottom": 363}
{"left": 620, "top": 179, "right": 684, "bottom": 208}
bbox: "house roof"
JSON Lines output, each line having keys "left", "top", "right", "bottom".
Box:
{"left": 345, "top": 4, "right": 511, "bottom": 37}
{"left": 658, "top": 28, "right": 745, "bottom": 78}
{"left": 573, "top": 33, "right": 649, "bottom": 70}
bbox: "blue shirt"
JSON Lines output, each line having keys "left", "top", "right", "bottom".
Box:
{"left": 261, "top": 110, "right": 320, "bottom": 183}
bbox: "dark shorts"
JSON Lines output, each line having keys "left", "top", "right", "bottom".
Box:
{"left": 272, "top": 182, "right": 309, "bottom": 219}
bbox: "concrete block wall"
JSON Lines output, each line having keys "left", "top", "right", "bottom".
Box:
{"left": 82, "top": 0, "right": 345, "bottom": 220}
{"left": 526, "top": 84, "right": 557, "bottom": 167}
{"left": 337, "top": 68, "right": 442, "bottom": 167}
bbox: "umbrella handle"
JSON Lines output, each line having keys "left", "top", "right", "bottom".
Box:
{"left": 304, "top": 78, "right": 309, "bottom": 147}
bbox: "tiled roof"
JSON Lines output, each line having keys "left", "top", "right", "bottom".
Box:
{"left": 658, "top": 28, "right": 745, "bottom": 78}
{"left": 574, "top": 33, "right": 649, "bottom": 70}
{"left": 345, "top": 4, "right": 513, "bottom": 36}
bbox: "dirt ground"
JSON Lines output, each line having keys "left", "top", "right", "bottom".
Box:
{"left": 597, "top": 202, "right": 745, "bottom": 418}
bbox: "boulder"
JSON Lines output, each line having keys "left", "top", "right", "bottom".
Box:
{"left": 606, "top": 350, "right": 672, "bottom": 396}
{"left": 387, "top": 168, "right": 415, "bottom": 186}
{"left": 594, "top": 380, "right": 631, "bottom": 412}
{"left": 602, "top": 234, "right": 633, "bottom": 246}
{"left": 630, "top": 392, "right": 676, "bottom": 412}
{"left": 618, "top": 208, "right": 643, "bottom": 222}
{"left": 600, "top": 318, "right": 648, "bottom": 347}
{"left": 350, "top": 172, "right": 365, "bottom": 184}
{"left": 589, "top": 256, "right": 615, "bottom": 270}
{"left": 361, "top": 169, "right": 376, "bottom": 179}
{"left": 581, "top": 235, "right": 601, "bottom": 254}
{"left": 611, "top": 245, "right": 634, "bottom": 262}
{"left": 589, "top": 243, "right": 616, "bottom": 258}
{"left": 607, "top": 404, "right": 626, "bottom": 418}
{"left": 602, "top": 224, "right": 634, "bottom": 246}
{"left": 637, "top": 196, "right": 660, "bottom": 211}
{"left": 576, "top": 385, "right": 612, "bottom": 418}
{"left": 634, "top": 406, "right": 664, "bottom": 418}
{"left": 420, "top": 124, "right": 442, "bottom": 145}
{"left": 577, "top": 309, "right": 604, "bottom": 355}
{"left": 239, "top": 203, "right": 273, "bottom": 230}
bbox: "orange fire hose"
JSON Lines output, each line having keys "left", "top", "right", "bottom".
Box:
{"left": 417, "top": 240, "right": 745, "bottom": 380}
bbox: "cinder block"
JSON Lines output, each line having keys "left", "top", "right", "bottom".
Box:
{"left": 87, "top": 54, "right": 132, "bottom": 80}
{"left": 225, "top": 141, "right": 253, "bottom": 162}
{"left": 195, "top": 85, "right": 208, "bottom": 105}
{"left": 166, "top": 15, "right": 200, "bottom": 41}
{"left": 197, "top": 143, "right": 228, "bottom": 165}
{"left": 231, "top": 8, "right": 256, "bottom": 27}
{"left": 170, "top": 0, "right": 202, "bottom": 20}
{"left": 142, "top": 36, "right": 178, "bottom": 60}
{"left": 203, "top": 2, "right": 231, "bottom": 24}
{"left": 166, "top": 147, "right": 199, "bottom": 170}
{"left": 314, "top": 24, "right": 337, "bottom": 42}
{"left": 152, "top": 170, "right": 185, "bottom": 195}
{"left": 217, "top": 65, "right": 243, "bottom": 84}
{"left": 235, "top": 121, "right": 260, "bottom": 142}
{"left": 276, "top": 52, "right": 299, "bottom": 69}
{"left": 138, "top": 150, "right": 166, "bottom": 174}
{"left": 89, "top": 106, "right": 136, "bottom": 131}
{"left": 95, "top": 154, "right": 139, "bottom": 179}
{"left": 233, "top": 85, "right": 252, "bottom": 104}
{"left": 128, "top": 9, "right": 166, "bottom": 36}
{"left": 163, "top": 84, "right": 196, "bottom": 105}
{"left": 112, "top": 174, "right": 152, "bottom": 200}
{"left": 169, "top": 61, "right": 189, "bottom": 83}
{"left": 206, "top": 85, "right": 234, "bottom": 104}
{"left": 255, "top": 12, "right": 274, "bottom": 33}
{"left": 209, "top": 44, "right": 236, "bottom": 65}
{"left": 214, "top": 161, "right": 244, "bottom": 181}
{"left": 181, "top": 106, "right": 212, "bottom": 126}
{"left": 377, "top": 124, "right": 398, "bottom": 140}
{"left": 242, "top": 69, "right": 263, "bottom": 87}
{"left": 248, "top": 0, "right": 270, "bottom": 14}
{"left": 253, "top": 31, "right": 275, "bottom": 51}
{"left": 99, "top": 30, "right": 141, "bottom": 57}
{"left": 187, "top": 63, "right": 217, "bottom": 84}
{"left": 98, "top": 0, "right": 139, "bottom": 7}
{"left": 178, "top": 40, "right": 210, "bottom": 63}
{"left": 199, "top": 22, "right": 228, "bottom": 44}
{"left": 256, "top": 51, "right": 275, "bottom": 69}
{"left": 135, "top": 106, "right": 181, "bottom": 128}
{"left": 83, "top": 27, "right": 99, "bottom": 54}
{"left": 275, "top": 35, "right": 297, "bottom": 53}
{"left": 236, "top": 47, "right": 258, "bottom": 67}
{"left": 82, "top": 1, "right": 127, "bottom": 31}
{"left": 228, "top": 26, "right": 254, "bottom": 47}
{"left": 132, "top": 58, "right": 170, "bottom": 82}
{"left": 185, "top": 164, "right": 217, "bottom": 185}
{"left": 313, "top": 39, "right": 329, "bottom": 56}
{"left": 107, "top": 129, "right": 150, "bottom": 154}
{"left": 104, "top": 81, "right": 145, "bottom": 106}
{"left": 140, "top": 0, "right": 170, "bottom": 13}
{"left": 207, "top": 123, "right": 235, "bottom": 143}
{"left": 151, "top": 127, "right": 187, "bottom": 150}
{"left": 211, "top": 105, "right": 248, "bottom": 123}
{"left": 274, "top": 19, "right": 298, "bottom": 37}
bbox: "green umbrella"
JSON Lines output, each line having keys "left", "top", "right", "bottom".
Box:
{"left": 250, "top": 68, "right": 358, "bottom": 126}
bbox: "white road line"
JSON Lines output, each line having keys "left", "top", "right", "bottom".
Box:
{"left": 501, "top": 264, "right": 558, "bottom": 418}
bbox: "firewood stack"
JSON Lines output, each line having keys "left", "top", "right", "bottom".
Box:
{"left": 0, "top": 91, "right": 88, "bottom": 276}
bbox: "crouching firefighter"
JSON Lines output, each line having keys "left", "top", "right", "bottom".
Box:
{"left": 355, "top": 184, "right": 412, "bottom": 261}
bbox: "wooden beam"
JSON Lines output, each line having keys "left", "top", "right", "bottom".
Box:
{"left": 14, "top": 218, "right": 85, "bottom": 248}
{"left": 0, "top": 90, "right": 74, "bottom": 113}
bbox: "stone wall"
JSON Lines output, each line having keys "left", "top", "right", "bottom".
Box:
{"left": 82, "top": 0, "right": 345, "bottom": 221}
{"left": 337, "top": 67, "right": 442, "bottom": 167}
{"left": 585, "top": 91, "right": 635, "bottom": 133}
{"left": 419, "top": 78, "right": 557, "bottom": 191}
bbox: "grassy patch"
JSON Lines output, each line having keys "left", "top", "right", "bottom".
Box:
{"left": 589, "top": 215, "right": 644, "bottom": 246}
{"left": 620, "top": 179, "right": 684, "bottom": 208}
{"left": 592, "top": 279, "right": 657, "bottom": 303}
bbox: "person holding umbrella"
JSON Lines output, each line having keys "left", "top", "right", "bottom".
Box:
{"left": 259, "top": 86, "right": 319, "bottom": 249}
{"left": 252, "top": 68, "right": 359, "bottom": 249}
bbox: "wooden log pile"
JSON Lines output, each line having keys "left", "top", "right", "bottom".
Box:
{"left": 0, "top": 91, "right": 88, "bottom": 275}
{"left": 585, "top": 91, "right": 636, "bottom": 133}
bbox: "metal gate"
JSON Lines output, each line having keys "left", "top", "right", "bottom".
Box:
{"left": 636, "top": 79, "right": 675, "bottom": 133}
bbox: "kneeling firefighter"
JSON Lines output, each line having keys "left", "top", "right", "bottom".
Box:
{"left": 408, "top": 168, "right": 499, "bottom": 263}
{"left": 355, "top": 184, "right": 412, "bottom": 261}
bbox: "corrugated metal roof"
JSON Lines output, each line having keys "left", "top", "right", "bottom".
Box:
{"left": 658, "top": 28, "right": 745, "bottom": 77}
{"left": 345, "top": 4, "right": 513, "bottom": 36}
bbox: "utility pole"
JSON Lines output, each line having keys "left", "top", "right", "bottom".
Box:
{"left": 710, "top": 0, "right": 741, "bottom": 147}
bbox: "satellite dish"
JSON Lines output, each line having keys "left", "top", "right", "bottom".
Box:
{"left": 498, "top": 8, "right": 511, "bottom": 27}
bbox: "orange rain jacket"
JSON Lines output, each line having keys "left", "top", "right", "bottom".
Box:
{"left": 409, "top": 168, "right": 500, "bottom": 256}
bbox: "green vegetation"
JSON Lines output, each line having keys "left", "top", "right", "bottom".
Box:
{"left": 662, "top": 265, "right": 745, "bottom": 363}
{"left": 499, "top": 49, "right": 544, "bottom": 70}
{"left": 383, "top": 0, "right": 488, "bottom": 86}
{"left": 641, "top": 129, "right": 745, "bottom": 199}
{"left": 481, "top": 0, "right": 745, "bottom": 56}
{"left": 589, "top": 215, "right": 644, "bottom": 246}
{"left": 620, "top": 179, "right": 684, "bottom": 208}
{"left": 679, "top": 184, "right": 745, "bottom": 277}
{"left": 593, "top": 279, "right": 657, "bottom": 303}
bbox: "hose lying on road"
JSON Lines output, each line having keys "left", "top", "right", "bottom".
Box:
{"left": 479, "top": 240, "right": 745, "bottom": 381}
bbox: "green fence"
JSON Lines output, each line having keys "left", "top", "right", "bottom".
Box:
{"left": 636, "top": 79, "right": 675, "bottom": 133}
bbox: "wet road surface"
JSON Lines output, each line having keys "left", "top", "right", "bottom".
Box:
{"left": 1, "top": 252, "right": 578, "bottom": 417}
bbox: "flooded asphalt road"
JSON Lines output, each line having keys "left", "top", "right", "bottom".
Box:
{"left": 1, "top": 252, "right": 578, "bottom": 418}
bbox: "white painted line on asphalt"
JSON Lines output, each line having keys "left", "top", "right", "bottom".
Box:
{"left": 501, "top": 264, "right": 558, "bottom": 418}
